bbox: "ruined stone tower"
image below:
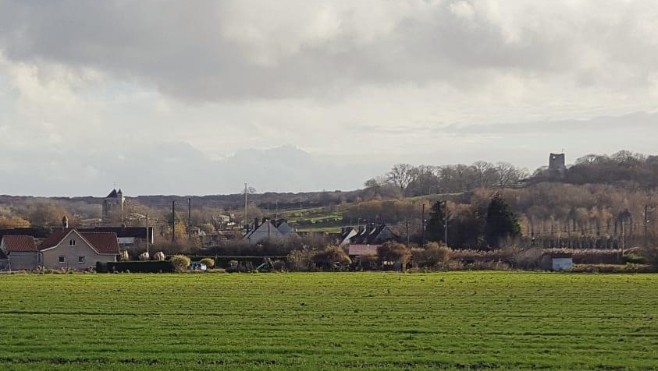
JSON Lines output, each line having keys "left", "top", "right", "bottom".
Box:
{"left": 548, "top": 153, "right": 566, "bottom": 178}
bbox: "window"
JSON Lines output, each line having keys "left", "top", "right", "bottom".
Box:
{"left": 78, "top": 256, "right": 85, "bottom": 264}
{"left": 58, "top": 256, "right": 65, "bottom": 263}
{"left": 69, "top": 239, "right": 76, "bottom": 246}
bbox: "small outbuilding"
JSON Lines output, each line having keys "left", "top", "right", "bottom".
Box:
{"left": 540, "top": 253, "right": 573, "bottom": 271}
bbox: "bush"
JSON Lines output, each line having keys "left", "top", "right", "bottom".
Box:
{"left": 170, "top": 255, "right": 191, "bottom": 272}
{"left": 623, "top": 253, "right": 647, "bottom": 264}
{"left": 199, "top": 257, "right": 215, "bottom": 269}
{"left": 312, "top": 246, "right": 351, "bottom": 271}
{"left": 512, "top": 248, "right": 545, "bottom": 270}
{"left": 414, "top": 242, "right": 452, "bottom": 268}
{"left": 571, "top": 264, "right": 655, "bottom": 274}
{"left": 271, "top": 260, "right": 286, "bottom": 272}
{"left": 355, "top": 254, "right": 379, "bottom": 271}
{"left": 637, "top": 247, "right": 658, "bottom": 267}
{"left": 286, "top": 249, "right": 316, "bottom": 271}
{"left": 377, "top": 242, "right": 411, "bottom": 270}
{"left": 119, "top": 250, "right": 130, "bottom": 261}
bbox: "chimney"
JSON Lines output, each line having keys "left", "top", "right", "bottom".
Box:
{"left": 254, "top": 217, "right": 260, "bottom": 230}
{"left": 61, "top": 216, "right": 69, "bottom": 229}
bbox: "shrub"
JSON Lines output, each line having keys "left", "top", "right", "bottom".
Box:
{"left": 199, "top": 257, "right": 215, "bottom": 269}
{"left": 414, "top": 242, "right": 452, "bottom": 268}
{"left": 512, "top": 248, "right": 545, "bottom": 270}
{"left": 152, "top": 251, "right": 166, "bottom": 261}
{"left": 312, "top": 246, "right": 351, "bottom": 271}
{"left": 377, "top": 242, "right": 411, "bottom": 270}
{"left": 170, "top": 255, "right": 191, "bottom": 272}
{"left": 271, "top": 260, "right": 286, "bottom": 272}
{"left": 119, "top": 250, "right": 130, "bottom": 261}
{"left": 637, "top": 247, "right": 658, "bottom": 267}
{"left": 138, "top": 252, "right": 150, "bottom": 261}
{"left": 571, "top": 264, "right": 655, "bottom": 274}
{"left": 356, "top": 254, "right": 379, "bottom": 271}
{"left": 286, "top": 249, "right": 315, "bottom": 271}
{"left": 623, "top": 253, "right": 647, "bottom": 264}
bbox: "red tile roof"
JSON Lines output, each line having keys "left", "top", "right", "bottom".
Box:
{"left": 348, "top": 244, "right": 379, "bottom": 257}
{"left": 2, "top": 235, "right": 37, "bottom": 252}
{"left": 38, "top": 229, "right": 71, "bottom": 251}
{"left": 38, "top": 229, "right": 119, "bottom": 255}
{"left": 80, "top": 232, "right": 120, "bottom": 254}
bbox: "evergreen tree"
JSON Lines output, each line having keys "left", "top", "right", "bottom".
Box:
{"left": 485, "top": 194, "right": 521, "bottom": 248}
{"left": 426, "top": 201, "right": 448, "bottom": 243}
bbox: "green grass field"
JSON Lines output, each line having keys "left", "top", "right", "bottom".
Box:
{"left": 1, "top": 272, "right": 657, "bottom": 370}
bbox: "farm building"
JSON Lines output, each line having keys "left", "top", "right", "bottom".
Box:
{"left": 540, "top": 252, "right": 574, "bottom": 271}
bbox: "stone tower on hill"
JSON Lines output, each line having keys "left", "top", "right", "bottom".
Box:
{"left": 548, "top": 153, "right": 566, "bottom": 178}
{"left": 102, "top": 189, "right": 125, "bottom": 222}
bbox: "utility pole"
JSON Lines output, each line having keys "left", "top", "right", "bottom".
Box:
{"left": 244, "top": 182, "right": 248, "bottom": 232}
{"left": 188, "top": 198, "right": 192, "bottom": 240}
{"left": 145, "top": 214, "right": 149, "bottom": 255}
{"left": 645, "top": 204, "right": 649, "bottom": 247}
{"left": 421, "top": 203, "right": 426, "bottom": 247}
{"left": 171, "top": 200, "right": 176, "bottom": 242}
{"left": 443, "top": 201, "right": 448, "bottom": 247}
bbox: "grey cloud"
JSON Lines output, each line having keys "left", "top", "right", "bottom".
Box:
{"left": 1, "top": 1, "right": 656, "bottom": 101}
{"left": 444, "top": 111, "right": 658, "bottom": 135}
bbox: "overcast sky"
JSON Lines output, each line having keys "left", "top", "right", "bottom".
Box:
{"left": 1, "top": 0, "right": 657, "bottom": 196}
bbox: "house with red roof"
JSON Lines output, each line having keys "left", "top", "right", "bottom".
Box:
{"left": 0, "top": 235, "right": 38, "bottom": 270}
{"left": 37, "top": 229, "right": 120, "bottom": 270}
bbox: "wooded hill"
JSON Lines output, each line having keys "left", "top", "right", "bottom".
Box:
{"left": 0, "top": 150, "right": 656, "bottom": 249}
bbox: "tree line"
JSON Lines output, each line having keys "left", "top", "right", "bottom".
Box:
{"left": 364, "top": 161, "right": 528, "bottom": 198}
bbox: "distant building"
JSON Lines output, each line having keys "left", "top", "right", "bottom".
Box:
{"left": 243, "top": 218, "right": 297, "bottom": 244}
{"left": 548, "top": 153, "right": 567, "bottom": 178}
{"left": 341, "top": 223, "right": 400, "bottom": 246}
{"left": 102, "top": 189, "right": 125, "bottom": 222}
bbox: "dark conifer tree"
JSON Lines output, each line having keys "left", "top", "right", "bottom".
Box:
{"left": 485, "top": 194, "right": 521, "bottom": 248}
{"left": 426, "top": 201, "right": 448, "bottom": 243}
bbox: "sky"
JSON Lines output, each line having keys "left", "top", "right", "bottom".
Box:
{"left": 1, "top": 0, "right": 658, "bottom": 197}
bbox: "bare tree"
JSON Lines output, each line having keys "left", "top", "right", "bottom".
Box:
{"left": 387, "top": 164, "right": 415, "bottom": 192}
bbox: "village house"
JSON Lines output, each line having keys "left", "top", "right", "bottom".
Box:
{"left": 340, "top": 223, "right": 400, "bottom": 246}
{"left": 78, "top": 226, "right": 153, "bottom": 248}
{"left": 37, "top": 229, "right": 120, "bottom": 270}
{"left": 1, "top": 229, "right": 120, "bottom": 271}
{"left": 243, "top": 218, "right": 297, "bottom": 244}
{"left": 0, "top": 235, "right": 38, "bottom": 270}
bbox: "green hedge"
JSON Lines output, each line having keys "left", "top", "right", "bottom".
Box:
{"left": 211, "top": 256, "right": 287, "bottom": 268}
{"left": 96, "top": 261, "right": 175, "bottom": 273}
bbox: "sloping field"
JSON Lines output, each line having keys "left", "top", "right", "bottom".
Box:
{"left": 0, "top": 272, "right": 657, "bottom": 370}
